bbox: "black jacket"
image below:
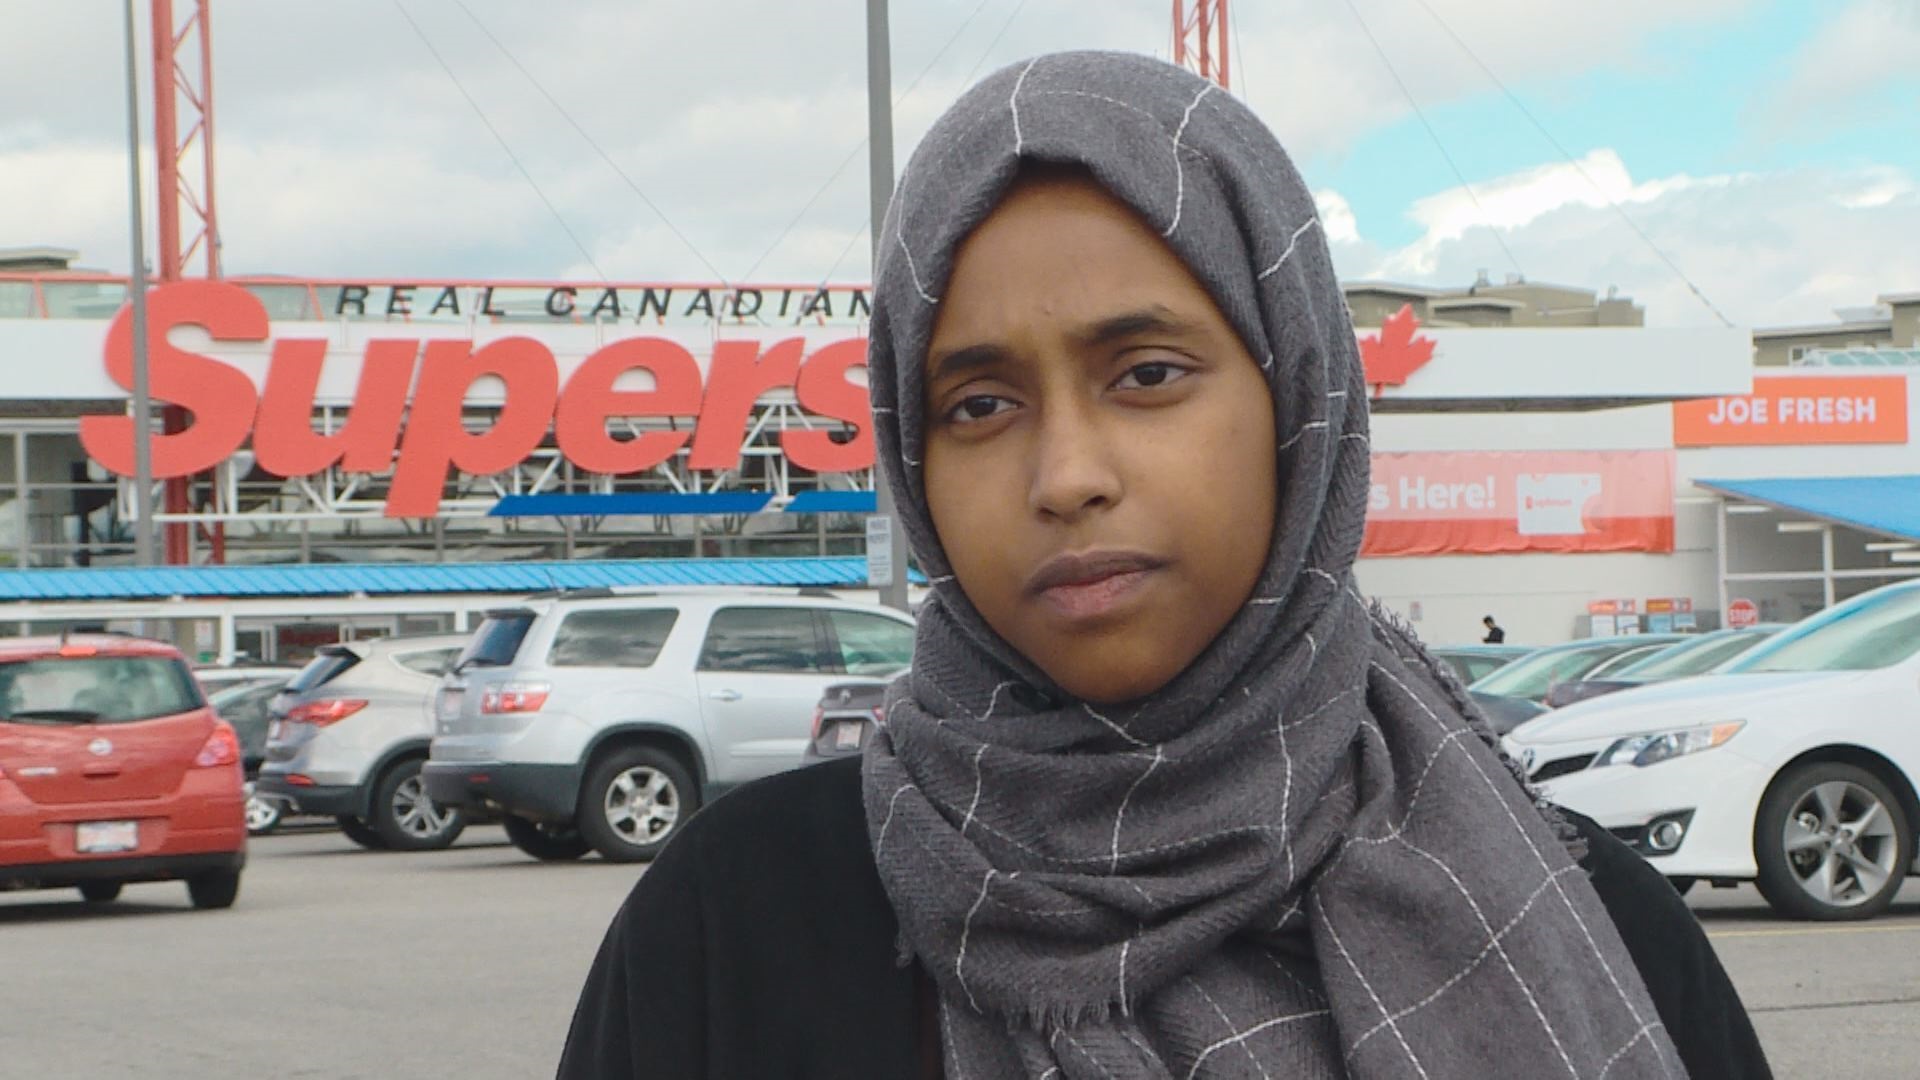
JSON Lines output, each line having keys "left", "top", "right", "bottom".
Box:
{"left": 559, "top": 756, "right": 1769, "bottom": 1079}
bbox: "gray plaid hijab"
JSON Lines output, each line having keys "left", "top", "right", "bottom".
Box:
{"left": 862, "top": 51, "right": 1682, "bottom": 1080}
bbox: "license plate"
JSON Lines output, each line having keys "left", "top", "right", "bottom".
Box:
{"left": 76, "top": 820, "right": 138, "bottom": 854}
{"left": 834, "top": 722, "right": 863, "bottom": 750}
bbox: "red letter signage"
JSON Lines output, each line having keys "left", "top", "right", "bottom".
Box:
{"left": 80, "top": 281, "right": 264, "bottom": 478}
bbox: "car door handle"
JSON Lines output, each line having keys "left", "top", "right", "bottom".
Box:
{"left": 708, "top": 689, "right": 742, "bottom": 702}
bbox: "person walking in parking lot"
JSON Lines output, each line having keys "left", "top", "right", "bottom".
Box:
{"left": 1483, "top": 614, "right": 1507, "bottom": 643}
{"left": 559, "top": 52, "right": 1768, "bottom": 1079}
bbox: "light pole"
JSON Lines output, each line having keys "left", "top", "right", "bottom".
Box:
{"left": 865, "top": 0, "right": 911, "bottom": 612}
{"left": 122, "top": 0, "right": 157, "bottom": 571}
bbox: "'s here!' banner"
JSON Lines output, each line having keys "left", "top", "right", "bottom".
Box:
{"left": 1362, "top": 451, "right": 1675, "bottom": 557}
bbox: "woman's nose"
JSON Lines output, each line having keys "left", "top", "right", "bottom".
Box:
{"left": 1026, "top": 401, "right": 1123, "bottom": 522}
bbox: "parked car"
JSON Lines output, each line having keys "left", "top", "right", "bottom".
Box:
{"left": 1507, "top": 580, "right": 1920, "bottom": 920}
{"left": 1541, "top": 625, "right": 1785, "bottom": 708}
{"left": 207, "top": 676, "right": 295, "bottom": 835}
{"left": 0, "top": 634, "right": 246, "bottom": 908}
{"left": 1432, "top": 644, "right": 1534, "bottom": 687}
{"left": 1468, "top": 634, "right": 1683, "bottom": 707}
{"left": 193, "top": 663, "right": 300, "bottom": 695}
{"left": 1467, "top": 690, "right": 1549, "bottom": 736}
{"left": 802, "top": 677, "right": 894, "bottom": 764}
{"left": 425, "top": 588, "right": 915, "bottom": 863}
{"left": 256, "top": 634, "right": 470, "bottom": 852}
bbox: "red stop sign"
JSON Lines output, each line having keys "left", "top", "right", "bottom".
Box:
{"left": 1727, "top": 598, "right": 1760, "bottom": 629}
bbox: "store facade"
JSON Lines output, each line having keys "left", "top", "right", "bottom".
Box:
{"left": 6, "top": 270, "right": 1913, "bottom": 650}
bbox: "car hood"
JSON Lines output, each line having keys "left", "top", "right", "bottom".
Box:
{"left": 1510, "top": 670, "right": 1861, "bottom": 746}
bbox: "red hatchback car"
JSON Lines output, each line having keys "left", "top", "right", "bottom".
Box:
{"left": 0, "top": 634, "right": 247, "bottom": 908}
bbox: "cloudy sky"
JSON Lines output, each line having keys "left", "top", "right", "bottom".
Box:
{"left": 4, "top": 0, "right": 1917, "bottom": 328}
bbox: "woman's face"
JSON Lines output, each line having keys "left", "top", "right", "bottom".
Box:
{"left": 922, "top": 172, "right": 1277, "bottom": 705}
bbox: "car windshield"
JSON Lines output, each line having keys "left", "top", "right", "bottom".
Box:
{"left": 210, "top": 679, "right": 283, "bottom": 709}
{"left": 1614, "top": 631, "right": 1773, "bottom": 679}
{"left": 0, "top": 656, "right": 204, "bottom": 724}
{"left": 1470, "top": 642, "right": 1638, "bottom": 699}
{"left": 1728, "top": 587, "right": 1920, "bottom": 674}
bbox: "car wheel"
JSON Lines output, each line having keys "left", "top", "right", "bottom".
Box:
{"left": 336, "top": 815, "right": 389, "bottom": 850}
{"left": 1755, "top": 762, "right": 1912, "bottom": 921}
{"left": 577, "top": 746, "right": 698, "bottom": 863}
{"left": 78, "top": 881, "right": 123, "bottom": 903}
{"left": 369, "top": 759, "right": 467, "bottom": 852}
{"left": 502, "top": 815, "right": 592, "bottom": 861}
{"left": 244, "top": 782, "right": 283, "bottom": 835}
{"left": 186, "top": 868, "right": 241, "bottom": 910}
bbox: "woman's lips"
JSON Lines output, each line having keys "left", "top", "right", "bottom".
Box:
{"left": 1038, "top": 568, "right": 1157, "bottom": 621}
{"left": 1025, "top": 550, "right": 1168, "bottom": 621}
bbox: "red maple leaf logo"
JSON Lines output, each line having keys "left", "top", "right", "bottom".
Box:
{"left": 1358, "top": 303, "right": 1436, "bottom": 396}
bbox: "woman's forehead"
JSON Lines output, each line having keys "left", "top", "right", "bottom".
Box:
{"left": 929, "top": 172, "right": 1223, "bottom": 346}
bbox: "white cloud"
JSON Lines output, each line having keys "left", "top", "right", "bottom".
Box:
{"left": 0, "top": 0, "right": 1761, "bottom": 286}
{"left": 1760, "top": 0, "right": 1920, "bottom": 131}
{"left": 1331, "top": 154, "right": 1920, "bottom": 329}
{"left": 1313, "top": 189, "right": 1362, "bottom": 245}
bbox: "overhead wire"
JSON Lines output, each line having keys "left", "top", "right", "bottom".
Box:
{"left": 390, "top": 0, "right": 610, "bottom": 283}
{"left": 808, "top": 0, "right": 1036, "bottom": 301}
{"left": 453, "top": 0, "right": 733, "bottom": 287}
{"left": 1407, "top": 0, "right": 1734, "bottom": 327}
{"left": 740, "top": 0, "right": 1010, "bottom": 285}
{"left": 1339, "top": 0, "right": 1526, "bottom": 280}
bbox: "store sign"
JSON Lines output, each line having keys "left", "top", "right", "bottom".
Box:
{"left": 1363, "top": 451, "right": 1675, "bottom": 557}
{"left": 1672, "top": 375, "right": 1908, "bottom": 446}
{"left": 78, "top": 282, "right": 873, "bottom": 516}
{"left": 1727, "top": 598, "right": 1760, "bottom": 629}
{"left": 1358, "top": 304, "right": 1436, "bottom": 395}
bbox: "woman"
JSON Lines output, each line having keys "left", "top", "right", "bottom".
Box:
{"left": 559, "top": 51, "right": 1768, "bottom": 1079}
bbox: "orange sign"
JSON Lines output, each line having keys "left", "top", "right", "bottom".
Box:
{"left": 1363, "top": 451, "right": 1674, "bottom": 557}
{"left": 1672, "top": 375, "right": 1908, "bottom": 446}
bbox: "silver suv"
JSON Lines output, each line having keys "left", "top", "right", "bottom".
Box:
{"left": 422, "top": 588, "right": 913, "bottom": 863}
{"left": 257, "top": 634, "right": 471, "bottom": 852}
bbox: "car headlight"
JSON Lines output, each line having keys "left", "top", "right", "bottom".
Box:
{"left": 1594, "top": 721, "right": 1744, "bottom": 769}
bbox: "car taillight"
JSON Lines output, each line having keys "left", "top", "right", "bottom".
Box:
{"left": 872, "top": 705, "right": 886, "bottom": 726}
{"left": 288, "top": 699, "right": 369, "bottom": 726}
{"left": 481, "top": 682, "right": 550, "bottom": 714}
{"left": 194, "top": 722, "right": 240, "bottom": 768}
{"left": 810, "top": 706, "right": 825, "bottom": 739}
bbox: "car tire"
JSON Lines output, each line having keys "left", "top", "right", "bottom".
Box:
{"left": 186, "top": 868, "right": 241, "bottom": 910}
{"left": 577, "top": 746, "right": 699, "bottom": 863}
{"left": 336, "top": 815, "right": 388, "bottom": 850}
{"left": 1755, "top": 761, "right": 1912, "bottom": 921}
{"left": 369, "top": 758, "right": 467, "bottom": 852}
{"left": 502, "top": 815, "right": 592, "bottom": 861}
{"left": 244, "top": 782, "right": 283, "bottom": 836}
{"left": 78, "top": 881, "right": 123, "bottom": 903}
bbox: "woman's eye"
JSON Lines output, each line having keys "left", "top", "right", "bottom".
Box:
{"left": 1113, "top": 361, "right": 1189, "bottom": 391}
{"left": 945, "top": 395, "right": 1016, "bottom": 423}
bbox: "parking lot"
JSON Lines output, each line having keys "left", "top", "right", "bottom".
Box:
{"left": 2, "top": 822, "right": 1916, "bottom": 1078}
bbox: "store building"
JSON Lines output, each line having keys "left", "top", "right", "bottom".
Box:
{"left": 2, "top": 252, "right": 1913, "bottom": 654}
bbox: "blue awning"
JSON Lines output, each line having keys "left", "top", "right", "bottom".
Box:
{"left": 1695, "top": 476, "right": 1920, "bottom": 542}
{"left": 0, "top": 556, "right": 918, "bottom": 603}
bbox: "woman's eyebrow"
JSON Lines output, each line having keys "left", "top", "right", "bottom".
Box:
{"left": 926, "top": 342, "right": 1014, "bottom": 385}
{"left": 1070, "top": 306, "right": 1200, "bottom": 348}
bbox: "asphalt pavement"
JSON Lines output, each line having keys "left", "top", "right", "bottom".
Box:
{"left": 2, "top": 823, "right": 1915, "bottom": 1078}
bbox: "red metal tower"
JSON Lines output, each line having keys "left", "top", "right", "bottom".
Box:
{"left": 1172, "top": 0, "right": 1230, "bottom": 90}
{"left": 149, "top": 0, "right": 224, "bottom": 563}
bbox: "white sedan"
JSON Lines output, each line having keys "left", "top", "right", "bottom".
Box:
{"left": 1506, "top": 579, "right": 1920, "bottom": 920}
